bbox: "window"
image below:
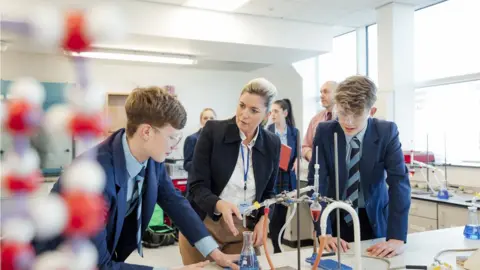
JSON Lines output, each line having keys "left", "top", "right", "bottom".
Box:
{"left": 366, "top": 24, "right": 377, "bottom": 84}
{"left": 368, "top": 0, "right": 480, "bottom": 83}
{"left": 318, "top": 31, "right": 357, "bottom": 86}
{"left": 415, "top": 0, "right": 480, "bottom": 82}
{"left": 367, "top": 0, "right": 480, "bottom": 166}
{"left": 414, "top": 80, "right": 480, "bottom": 165}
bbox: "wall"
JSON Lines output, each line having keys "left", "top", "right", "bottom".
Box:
{"left": 0, "top": 51, "right": 253, "bottom": 158}
{"left": 0, "top": 52, "right": 304, "bottom": 159}
{"left": 411, "top": 166, "right": 480, "bottom": 190}
{"left": 249, "top": 64, "right": 304, "bottom": 137}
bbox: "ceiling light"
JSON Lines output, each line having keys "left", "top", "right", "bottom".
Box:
{"left": 69, "top": 51, "right": 197, "bottom": 65}
{"left": 184, "top": 0, "right": 250, "bottom": 12}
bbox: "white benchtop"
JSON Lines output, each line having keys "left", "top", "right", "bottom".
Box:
{"left": 411, "top": 190, "right": 479, "bottom": 208}
{"left": 206, "top": 227, "right": 480, "bottom": 270}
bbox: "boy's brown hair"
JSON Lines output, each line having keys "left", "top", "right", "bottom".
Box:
{"left": 125, "top": 86, "right": 187, "bottom": 137}
{"left": 334, "top": 75, "right": 377, "bottom": 115}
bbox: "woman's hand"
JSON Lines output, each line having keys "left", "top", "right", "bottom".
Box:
{"left": 253, "top": 215, "right": 267, "bottom": 247}
{"left": 216, "top": 200, "right": 242, "bottom": 236}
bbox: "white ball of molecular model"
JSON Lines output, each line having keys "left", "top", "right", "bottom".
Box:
{"left": 4, "top": 148, "right": 40, "bottom": 176}
{"left": 43, "top": 104, "right": 73, "bottom": 136}
{"left": 32, "top": 251, "right": 71, "bottom": 270}
{"left": 62, "top": 159, "right": 106, "bottom": 194}
{"left": 67, "top": 84, "right": 106, "bottom": 115}
{"left": 9, "top": 77, "right": 46, "bottom": 106}
{"left": 2, "top": 217, "right": 36, "bottom": 244}
{"left": 58, "top": 240, "right": 98, "bottom": 270}
{"left": 28, "top": 194, "right": 68, "bottom": 240}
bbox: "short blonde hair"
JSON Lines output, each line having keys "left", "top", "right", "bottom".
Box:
{"left": 125, "top": 86, "right": 187, "bottom": 137}
{"left": 334, "top": 76, "right": 377, "bottom": 115}
{"left": 240, "top": 78, "right": 278, "bottom": 111}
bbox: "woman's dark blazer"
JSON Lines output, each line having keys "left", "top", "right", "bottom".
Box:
{"left": 187, "top": 116, "right": 281, "bottom": 224}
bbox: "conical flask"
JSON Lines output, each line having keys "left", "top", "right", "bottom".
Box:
{"left": 239, "top": 231, "right": 259, "bottom": 270}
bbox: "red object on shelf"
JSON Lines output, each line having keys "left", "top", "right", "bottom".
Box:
{"left": 404, "top": 151, "right": 435, "bottom": 164}
{"left": 172, "top": 179, "right": 187, "bottom": 193}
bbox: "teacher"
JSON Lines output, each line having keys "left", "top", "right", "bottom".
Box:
{"left": 179, "top": 78, "right": 281, "bottom": 265}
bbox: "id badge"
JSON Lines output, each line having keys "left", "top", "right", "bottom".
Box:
{"left": 238, "top": 201, "right": 252, "bottom": 215}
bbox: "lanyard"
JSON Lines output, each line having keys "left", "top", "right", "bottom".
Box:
{"left": 240, "top": 144, "right": 250, "bottom": 202}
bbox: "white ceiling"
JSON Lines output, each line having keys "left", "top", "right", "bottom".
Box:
{"left": 140, "top": 0, "right": 445, "bottom": 31}
{"left": 0, "top": 0, "right": 447, "bottom": 72}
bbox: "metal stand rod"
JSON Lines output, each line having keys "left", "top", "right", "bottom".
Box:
{"left": 296, "top": 134, "right": 301, "bottom": 270}
{"left": 334, "top": 133, "right": 341, "bottom": 269}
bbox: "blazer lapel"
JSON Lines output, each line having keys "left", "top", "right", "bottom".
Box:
{"left": 142, "top": 160, "right": 158, "bottom": 231}
{"left": 267, "top": 124, "right": 275, "bottom": 133}
{"left": 111, "top": 131, "right": 128, "bottom": 249}
{"left": 360, "top": 118, "right": 380, "bottom": 191}
{"left": 330, "top": 123, "right": 347, "bottom": 199}
{"left": 222, "top": 117, "right": 242, "bottom": 191}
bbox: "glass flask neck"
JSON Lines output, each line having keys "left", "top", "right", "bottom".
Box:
{"left": 468, "top": 206, "right": 479, "bottom": 226}
{"left": 242, "top": 231, "right": 255, "bottom": 252}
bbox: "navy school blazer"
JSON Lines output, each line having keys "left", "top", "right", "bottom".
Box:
{"left": 33, "top": 129, "right": 212, "bottom": 270}
{"left": 267, "top": 124, "right": 299, "bottom": 190}
{"left": 187, "top": 117, "right": 281, "bottom": 224}
{"left": 183, "top": 129, "right": 201, "bottom": 174}
{"left": 308, "top": 118, "right": 411, "bottom": 242}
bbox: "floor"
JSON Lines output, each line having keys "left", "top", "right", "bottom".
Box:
{"left": 126, "top": 239, "right": 302, "bottom": 268}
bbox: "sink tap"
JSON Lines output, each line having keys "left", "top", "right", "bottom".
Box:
{"left": 320, "top": 201, "right": 362, "bottom": 270}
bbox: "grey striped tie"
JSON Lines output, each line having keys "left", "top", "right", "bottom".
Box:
{"left": 136, "top": 167, "right": 146, "bottom": 257}
{"left": 344, "top": 137, "right": 360, "bottom": 225}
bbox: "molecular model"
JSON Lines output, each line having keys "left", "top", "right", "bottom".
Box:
{"left": 1, "top": 3, "right": 126, "bottom": 270}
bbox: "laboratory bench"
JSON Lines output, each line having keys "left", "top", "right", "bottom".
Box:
{"left": 408, "top": 190, "right": 480, "bottom": 234}
{"left": 206, "top": 227, "right": 480, "bottom": 270}
{"left": 282, "top": 180, "right": 480, "bottom": 247}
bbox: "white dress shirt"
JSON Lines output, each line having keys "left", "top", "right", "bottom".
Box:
{"left": 219, "top": 128, "right": 259, "bottom": 206}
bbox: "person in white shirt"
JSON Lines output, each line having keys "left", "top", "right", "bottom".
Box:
{"left": 179, "top": 78, "right": 281, "bottom": 264}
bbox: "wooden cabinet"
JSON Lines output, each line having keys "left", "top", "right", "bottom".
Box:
{"left": 410, "top": 199, "right": 438, "bottom": 219}
{"left": 105, "top": 93, "right": 129, "bottom": 133}
{"left": 408, "top": 199, "right": 438, "bottom": 233}
{"left": 438, "top": 204, "right": 479, "bottom": 229}
{"left": 409, "top": 198, "right": 480, "bottom": 233}
{"left": 408, "top": 215, "right": 438, "bottom": 233}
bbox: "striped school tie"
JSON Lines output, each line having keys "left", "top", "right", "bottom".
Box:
{"left": 135, "top": 167, "right": 146, "bottom": 257}
{"left": 344, "top": 136, "right": 360, "bottom": 225}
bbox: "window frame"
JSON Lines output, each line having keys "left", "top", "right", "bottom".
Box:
{"left": 365, "top": 0, "right": 480, "bottom": 167}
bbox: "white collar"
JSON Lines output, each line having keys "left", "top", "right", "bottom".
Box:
{"left": 239, "top": 127, "right": 259, "bottom": 148}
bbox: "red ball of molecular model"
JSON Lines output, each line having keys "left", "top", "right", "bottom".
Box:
{"left": 1, "top": 3, "right": 125, "bottom": 270}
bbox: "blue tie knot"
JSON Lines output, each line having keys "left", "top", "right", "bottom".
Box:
{"left": 350, "top": 136, "right": 360, "bottom": 149}
{"left": 136, "top": 166, "right": 146, "bottom": 182}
